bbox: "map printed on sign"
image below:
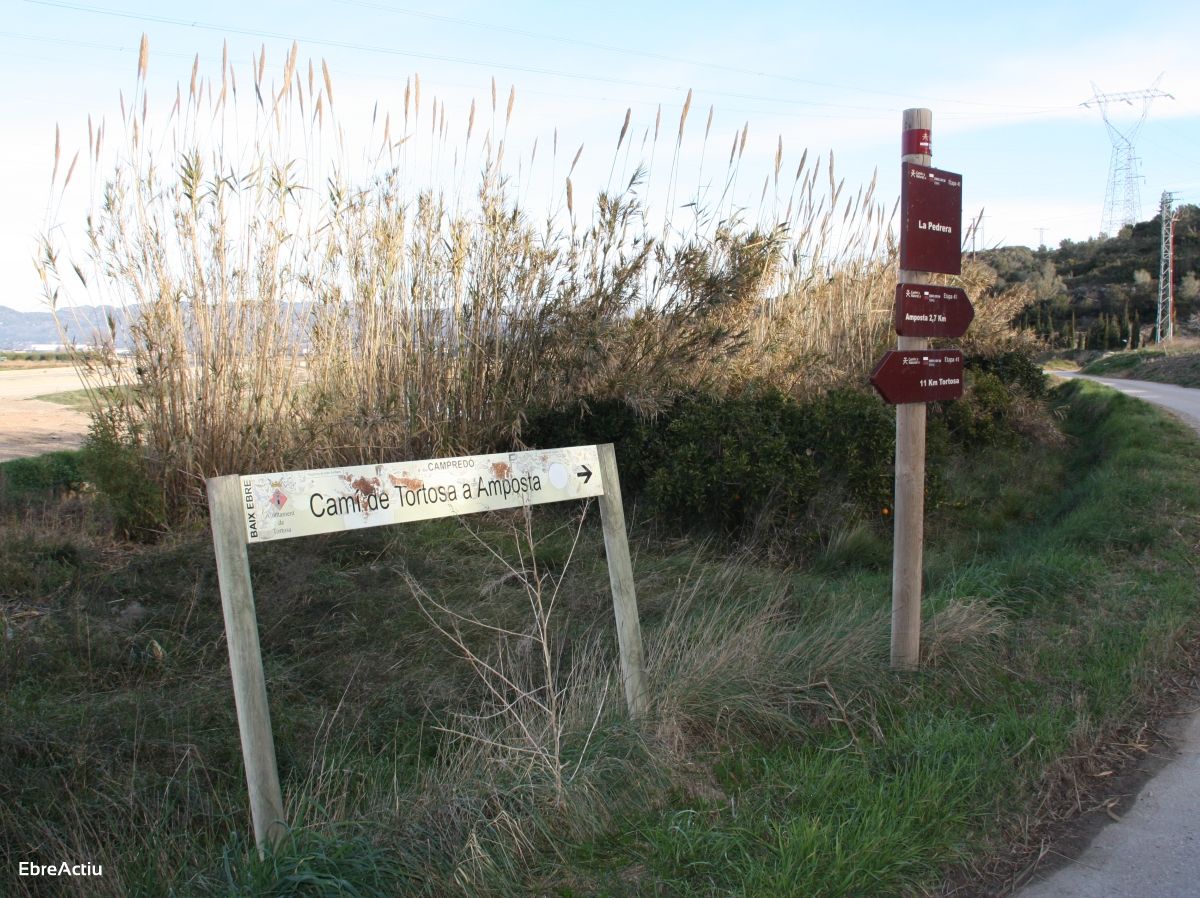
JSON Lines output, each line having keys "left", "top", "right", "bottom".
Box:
{"left": 240, "top": 445, "right": 605, "bottom": 543}
{"left": 900, "top": 163, "right": 962, "bottom": 275}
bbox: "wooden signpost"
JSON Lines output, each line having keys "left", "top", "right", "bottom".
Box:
{"left": 870, "top": 109, "right": 969, "bottom": 670}
{"left": 207, "top": 443, "right": 648, "bottom": 851}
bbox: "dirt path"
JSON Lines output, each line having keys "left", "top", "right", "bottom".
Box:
{"left": 0, "top": 367, "right": 103, "bottom": 461}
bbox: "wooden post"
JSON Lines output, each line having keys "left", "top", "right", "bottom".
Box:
{"left": 595, "top": 443, "right": 649, "bottom": 717}
{"left": 207, "top": 475, "right": 286, "bottom": 851}
{"left": 891, "top": 108, "right": 933, "bottom": 670}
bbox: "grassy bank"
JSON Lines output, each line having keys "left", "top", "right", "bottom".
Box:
{"left": 1081, "top": 344, "right": 1200, "bottom": 387}
{"left": 2, "top": 379, "right": 1199, "bottom": 897}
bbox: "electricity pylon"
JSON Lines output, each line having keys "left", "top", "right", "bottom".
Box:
{"left": 1081, "top": 79, "right": 1173, "bottom": 236}
{"left": 1157, "top": 191, "right": 1181, "bottom": 343}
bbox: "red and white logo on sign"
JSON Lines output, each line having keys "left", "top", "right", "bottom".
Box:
{"left": 270, "top": 489, "right": 288, "bottom": 510}
{"left": 902, "top": 128, "right": 931, "bottom": 157}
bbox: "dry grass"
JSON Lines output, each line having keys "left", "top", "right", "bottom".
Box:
{"left": 38, "top": 40, "right": 1028, "bottom": 516}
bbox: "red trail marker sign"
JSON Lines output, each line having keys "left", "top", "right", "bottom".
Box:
{"left": 869, "top": 349, "right": 964, "bottom": 405}
{"left": 893, "top": 283, "right": 974, "bottom": 338}
{"left": 900, "top": 162, "right": 962, "bottom": 275}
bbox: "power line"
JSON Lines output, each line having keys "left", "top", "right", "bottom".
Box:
{"left": 0, "top": 29, "right": 897, "bottom": 126}
{"left": 21, "top": 0, "right": 904, "bottom": 114}
{"left": 333, "top": 0, "right": 1076, "bottom": 113}
{"left": 23, "top": 0, "right": 1078, "bottom": 121}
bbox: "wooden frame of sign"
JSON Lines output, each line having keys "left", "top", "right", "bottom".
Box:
{"left": 206, "top": 443, "right": 647, "bottom": 850}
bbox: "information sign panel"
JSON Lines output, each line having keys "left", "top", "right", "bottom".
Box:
{"left": 893, "top": 283, "right": 974, "bottom": 338}
{"left": 869, "top": 349, "right": 964, "bottom": 404}
{"left": 900, "top": 163, "right": 962, "bottom": 275}
{"left": 240, "top": 446, "right": 604, "bottom": 543}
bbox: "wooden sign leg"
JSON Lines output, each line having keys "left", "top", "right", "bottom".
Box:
{"left": 207, "top": 475, "right": 287, "bottom": 851}
{"left": 595, "top": 444, "right": 649, "bottom": 717}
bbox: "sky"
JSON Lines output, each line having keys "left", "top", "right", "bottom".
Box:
{"left": 3, "top": 0, "right": 1199, "bottom": 313}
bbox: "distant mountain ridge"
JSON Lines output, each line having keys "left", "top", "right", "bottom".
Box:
{"left": 0, "top": 305, "right": 134, "bottom": 349}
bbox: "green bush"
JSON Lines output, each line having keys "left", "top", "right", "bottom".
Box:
{"left": 520, "top": 397, "right": 661, "bottom": 495}
{"left": 80, "top": 412, "right": 167, "bottom": 539}
{"left": 967, "top": 350, "right": 1047, "bottom": 399}
{"left": 803, "top": 388, "right": 895, "bottom": 513}
{"left": 929, "top": 350, "right": 1051, "bottom": 453}
{"left": 0, "top": 451, "right": 84, "bottom": 502}
{"left": 937, "top": 372, "right": 1015, "bottom": 449}
{"left": 645, "top": 390, "right": 819, "bottom": 533}
{"left": 525, "top": 387, "right": 898, "bottom": 538}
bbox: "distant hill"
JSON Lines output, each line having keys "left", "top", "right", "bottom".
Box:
{"left": 977, "top": 205, "right": 1200, "bottom": 349}
{"left": 0, "top": 305, "right": 134, "bottom": 349}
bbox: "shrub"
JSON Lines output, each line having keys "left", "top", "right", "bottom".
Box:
{"left": 645, "top": 389, "right": 819, "bottom": 533}
{"left": 967, "top": 350, "right": 1047, "bottom": 399}
{"left": 0, "top": 451, "right": 84, "bottom": 503}
{"left": 936, "top": 372, "right": 1015, "bottom": 449}
{"left": 525, "top": 387, "right": 898, "bottom": 539}
{"left": 521, "top": 398, "right": 662, "bottom": 496}
{"left": 802, "top": 389, "right": 895, "bottom": 513}
{"left": 80, "top": 412, "right": 167, "bottom": 540}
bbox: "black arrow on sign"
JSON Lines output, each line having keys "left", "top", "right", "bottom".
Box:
{"left": 577, "top": 465, "right": 593, "bottom": 484}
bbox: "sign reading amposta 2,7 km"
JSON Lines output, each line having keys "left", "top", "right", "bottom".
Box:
{"left": 241, "top": 445, "right": 604, "bottom": 542}
{"left": 893, "top": 283, "right": 974, "bottom": 339}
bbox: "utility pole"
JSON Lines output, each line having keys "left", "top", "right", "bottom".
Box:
{"left": 1157, "top": 191, "right": 1180, "bottom": 343}
{"left": 1035, "top": 227, "right": 1048, "bottom": 248}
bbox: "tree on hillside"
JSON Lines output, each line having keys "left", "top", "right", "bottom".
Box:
{"left": 1181, "top": 272, "right": 1200, "bottom": 304}
{"left": 994, "top": 203, "right": 1200, "bottom": 345}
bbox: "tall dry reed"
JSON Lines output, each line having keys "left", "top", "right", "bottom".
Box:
{"left": 38, "top": 39, "right": 1025, "bottom": 515}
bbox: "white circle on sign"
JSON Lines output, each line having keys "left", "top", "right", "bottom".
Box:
{"left": 548, "top": 462, "right": 568, "bottom": 490}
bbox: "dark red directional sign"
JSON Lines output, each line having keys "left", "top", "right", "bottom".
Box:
{"left": 869, "top": 349, "right": 964, "bottom": 404}
{"left": 900, "top": 163, "right": 962, "bottom": 275}
{"left": 893, "top": 283, "right": 974, "bottom": 338}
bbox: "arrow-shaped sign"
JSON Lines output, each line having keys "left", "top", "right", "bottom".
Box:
{"left": 869, "top": 349, "right": 964, "bottom": 405}
{"left": 893, "top": 283, "right": 974, "bottom": 338}
{"left": 577, "top": 464, "right": 593, "bottom": 484}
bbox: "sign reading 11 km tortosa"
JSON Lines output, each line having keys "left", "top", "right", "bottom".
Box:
{"left": 242, "top": 446, "right": 604, "bottom": 542}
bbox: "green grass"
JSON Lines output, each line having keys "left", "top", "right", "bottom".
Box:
{"left": 2, "top": 380, "right": 1200, "bottom": 897}
{"left": 34, "top": 386, "right": 132, "bottom": 412}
